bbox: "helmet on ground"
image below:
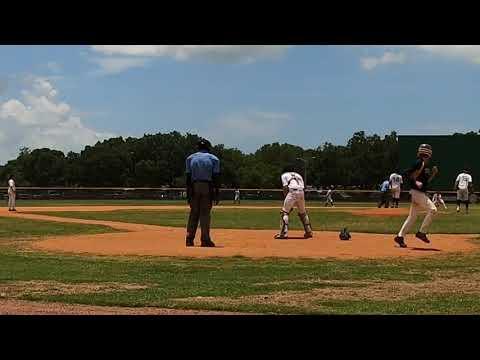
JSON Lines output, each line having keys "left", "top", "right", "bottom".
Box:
{"left": 339, "top": 228, "right": 351, "bottom": 241}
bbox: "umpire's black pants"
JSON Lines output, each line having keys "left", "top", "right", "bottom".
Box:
{"left": 378, "top": 192, "right": 390, "bottom": 208}
{"left": 187, "top": 182, "right": 213, "bottom": 242}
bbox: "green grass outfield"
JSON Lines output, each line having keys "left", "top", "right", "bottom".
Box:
{"left": 0, "top": 203, "right": 479, "bottom": 314}
{"left": 0, "top": 216, "right": 118, "bottom": 240}
{"left": 31, "top": 205, "right": 480, "bottom": 234}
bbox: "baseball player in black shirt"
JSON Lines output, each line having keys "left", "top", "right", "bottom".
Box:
{"left": 394, "top": 144, "right": 439, "bottom": 248}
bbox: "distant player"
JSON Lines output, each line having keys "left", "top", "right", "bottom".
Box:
{"left": 378, "top": 179, "right": 391, "bottom": 208}
{"left": 454, "top": 169, "right": 473, "bottom": 214}
{"left": 234, "top": 188, "right": 241, "bottom": 204}
{"left": 275, "top": 165, "right": 313, "bottom": 239}
{"left": 324, "top": 186, "right": 334, "bottom": 207}
{"left": 432, "top": 192, "right": 447, "bottom": 210}
{"left": 7, "top": 175, "right": 16, "bottom": 212}
{"left": 389, "top": 170, "right": 403, "bottom": 208}
{"left": 394, "top": 144, "right": 439, "bottom": 248}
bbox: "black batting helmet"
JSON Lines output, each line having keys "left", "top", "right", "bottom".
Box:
{"left": 417, "top": 144, "right": 432, "bottom": 159}
{"left": 197, "top": 138, "right": 212, "bottom": 151}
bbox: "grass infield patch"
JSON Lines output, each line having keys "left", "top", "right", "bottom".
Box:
{"left": 31, "top": 205, "right": 480, "bottom": 234}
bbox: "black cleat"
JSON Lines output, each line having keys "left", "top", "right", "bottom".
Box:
{"left": 201, "top": 239, "right": 216, "bottom": 247}
{"left": 415, "top": 232, "right": 430, "bottom": 244}
{"left": 274, "top": 234, "right": 288, "bottom": 239}
{"left": 394, "top": 236, "right": 407, "bottom": 248}
{"left": 186, "top": 238, "right": 194, "bottom": 247}
{"left": 304, "top": 232, "right": 313, "bottom": 239}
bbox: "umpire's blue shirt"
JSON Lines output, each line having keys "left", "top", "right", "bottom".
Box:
{"left": 380, "top": 180, "right": 390, "bottom": 192}
{"left": 186, "top": 151, "right": 220, "bottom": 182}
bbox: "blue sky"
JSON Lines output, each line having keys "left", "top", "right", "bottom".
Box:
{"left": 0, "top": 45, "right": 479, "bottom": 164}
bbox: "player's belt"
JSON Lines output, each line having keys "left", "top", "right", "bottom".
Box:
{"left": 289, "top": 188, "right": 303, "bottom": 192}
{"left": 192, "top": 180, "right": 212, "bottom": 184}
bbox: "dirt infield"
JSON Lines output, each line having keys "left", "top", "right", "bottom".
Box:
{"left": 0, "top": 299, "right": 248, "bottom": 315}
{"left": 1, "top": 207, "right": 477, "bottom": 260}
{"left": 347, "top": 208, "right": 410, "bottom": 217}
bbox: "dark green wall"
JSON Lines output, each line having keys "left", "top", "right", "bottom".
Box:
{"left": 398, "top": 135, "right": 479, "bottom": 190}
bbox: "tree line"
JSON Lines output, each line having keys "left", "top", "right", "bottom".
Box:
{"left": 0, "top": 131, "right": 401, "bottom": 189}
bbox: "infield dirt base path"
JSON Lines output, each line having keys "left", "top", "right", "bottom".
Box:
{"left": 0, "top": 206, "right": 477, "bottom": 259}
{"left": 0, "top": 299, "right": 248, "bottom": 315}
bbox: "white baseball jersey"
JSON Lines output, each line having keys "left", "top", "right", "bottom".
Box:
{"left": 432, "top": 193, "right": 441, "bottom": 202}
{"left": 326, "top": 189, "right": 332, "bottom": 197}
{"left": 281, "top": 172, "right": 304, "bottom": 191}
{"left": 389, "top": 173, "right": 403, "bottom": 189}
{"left": 8, "top": 179, "right": 15, "bottom": 191}
{"left": 456, "top": 173, "right": 472, "bottom": 190}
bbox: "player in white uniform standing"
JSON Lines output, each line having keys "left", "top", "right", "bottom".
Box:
{"left": 455, "top": 170, "right": 473, "bottom": 214}
{"left": 324, "top": 186, "right": 334, "bottom": 207}
{"left": 233, "top": 188, "right": 241, "bottom": 204}
{"left": 275, "top": 165, "right": 313, "bottom": 239}
{"left": 7, "top": 175, "right": 16, "bottom": 212}
{"left": 389, "top": 171, "right": 403, "bottom": 208}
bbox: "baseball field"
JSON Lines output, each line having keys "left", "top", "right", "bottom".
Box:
{"left": 1, "top": 199, "right": 479, "bottom": 315}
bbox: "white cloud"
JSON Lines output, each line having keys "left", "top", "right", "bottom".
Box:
{"left": 360, "top": 51, "right": 406, "bottom": 71}
{"left": 46, "top": 61, "right": 62, "bottom": 73}
{"left": 414, "top": 45, "right": 480, "bottom": 64}
{"left": 90, "top": 57, "right": 151, "bottom": 75}
{"left": 201, "top": 111, "right": 291, "bottom": 152}
{"left": 361, "top": 46, "right": 480, "bottom": 70}
{"left": 0, "top": 76, "right": 114, "bottom": 164}
{"left": 89, "top": 45, "right": 291, "bottom": 72}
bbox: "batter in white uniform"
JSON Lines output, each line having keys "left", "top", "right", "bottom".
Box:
{"left": 7, "top": 175, "right": 16, "bottom": 211}
{"left": 275, "top": 166, "right": 313, "bottom": 239}
{"left": 455, "top": 170, "right": 473, "bottom": 213}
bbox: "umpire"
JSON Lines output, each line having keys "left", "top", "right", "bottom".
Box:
{"left": 185, "top": 139, "right": 221, "bottom": 247}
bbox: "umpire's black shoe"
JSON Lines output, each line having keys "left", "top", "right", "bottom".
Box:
{"left": 201, "top": 239, "right": 216, "bottom": 247}
{"left": 394, "top": 236, "right": 407, "bottom": 248}
{"left": 415, "top": 232, "right": 430, "bottom": 244}
{"left": 186, "top": 238, "right": 194, "bottom": 247}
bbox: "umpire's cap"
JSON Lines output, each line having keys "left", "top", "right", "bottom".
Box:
{"left": 417, "top": 143, "right": 432, "bottom": 159}
{"left": 282, "top": 164, "right": 296, "bottom": 173}
{"left": 197, "top": 138, "right": 212, "bottom": 151}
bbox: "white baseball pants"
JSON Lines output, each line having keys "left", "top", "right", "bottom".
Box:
{"left": 8, "top": 189, "right": 16, "bottom": 210}
{"left": 391, "top": 187, "right": 401, "bottom": 199}
{"left": 398, "top": 190, "right": 437, "bottom": 237}
{"left": 283, "top": 189, "right": 306, "bottom": 214}
{"left": 279, "top": 189, "right": 312, "bottom": 236}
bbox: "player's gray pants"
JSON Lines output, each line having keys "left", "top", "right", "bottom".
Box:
{"left": 325, "top": 196, "right": 333, "bottom": 206}
{"left": 398, "top": 190, "right": 437, "bottom": 237}
{"left": 457, "top": 189, "right": 469, "bottom": 202}
{"left": 8, "top": 191, "right": 16, "bottom": 210}
{"left": 187, "top": 182, "right": 213, "bottom": 242}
